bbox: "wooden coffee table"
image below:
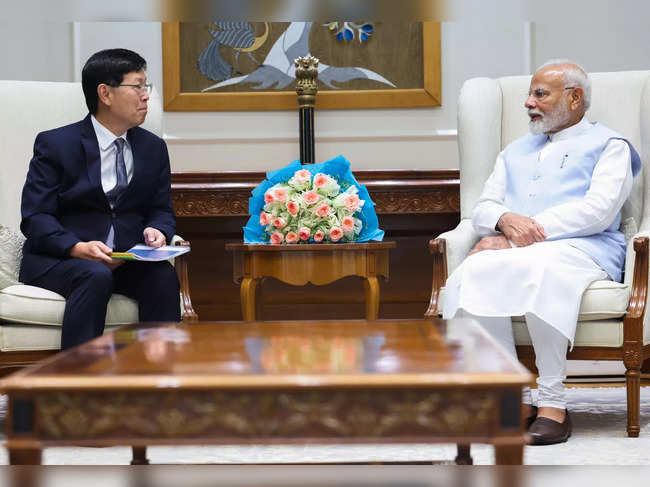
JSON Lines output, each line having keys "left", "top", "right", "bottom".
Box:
{"left": 1, "top": 319, "right": 532, "bottom": 465}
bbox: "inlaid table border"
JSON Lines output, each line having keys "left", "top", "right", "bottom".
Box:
{"left": 8, "top": 388, "right": 519, "bottom": 442}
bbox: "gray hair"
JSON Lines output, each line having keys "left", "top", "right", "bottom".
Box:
{"left": 537, "top": 59, "right": 592, "bottom": 110}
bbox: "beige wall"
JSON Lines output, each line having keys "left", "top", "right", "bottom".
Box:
{"left": 2, "top": 17, "right": 650, "bottom": 173}
{"left": 0, "top": 22, "right": 74, "bottom": 82}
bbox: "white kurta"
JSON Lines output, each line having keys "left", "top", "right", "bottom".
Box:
{"left": 443, "top": 118, "right": 633, "bottom": 346}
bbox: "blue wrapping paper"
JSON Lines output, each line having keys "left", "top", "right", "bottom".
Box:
{"left": 243, "top": 155, "right": 385, "bottom": 243}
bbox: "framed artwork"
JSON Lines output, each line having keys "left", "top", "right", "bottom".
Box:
{"left": 162, "top": 22, "right": 441, "bottom": 111}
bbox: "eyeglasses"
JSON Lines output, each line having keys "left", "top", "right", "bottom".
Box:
{"left": 527, "top": 86, "right": 576, "bottom": 101}
{"left": 111, "top": 83, "right": 153, "bottom": 95}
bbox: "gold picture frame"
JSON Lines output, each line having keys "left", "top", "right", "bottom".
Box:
{"left": 162, "top": 22, "right": 441, "bottom": 111}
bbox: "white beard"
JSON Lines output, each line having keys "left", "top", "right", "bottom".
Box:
{"left": 529, "top": 103, "right": 571, "bottom": 135}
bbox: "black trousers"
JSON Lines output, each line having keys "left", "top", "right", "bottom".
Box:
{"left": 30, "top": 259, "right": 181, "bottom": 350}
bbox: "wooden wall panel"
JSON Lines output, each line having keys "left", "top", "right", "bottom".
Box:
{"left": 172, "top": 170, "right": 459, "bottom": 321}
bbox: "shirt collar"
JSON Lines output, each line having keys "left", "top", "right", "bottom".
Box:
{"left": 548, "top": 116, "right": 591, "bottom": 143}
{"left": 90, "top": 115, "right": 128, "bottom": 151}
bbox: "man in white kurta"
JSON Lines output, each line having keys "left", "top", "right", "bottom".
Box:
{"left": 443, "top": 61, "right": 640, "bottom": 445}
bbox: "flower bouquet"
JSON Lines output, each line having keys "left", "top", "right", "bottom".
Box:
{"left": 243, "top": 156, "right": 384, "bottom": 244}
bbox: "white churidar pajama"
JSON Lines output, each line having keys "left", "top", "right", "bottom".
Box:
{"left": 443, "top": 119, "right": 633, "bottom": 408}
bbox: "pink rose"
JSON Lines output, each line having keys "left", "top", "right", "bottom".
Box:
{"left": 341, "top": 215, "right": 355, "bottom": 232}
{"left": 259, "top": 212, "right": 272, "bottom": 226}
{"left": 344, "top": 194, "right": 361, "bottom": 212}
{"left": 315, "top": 204, "right": 332, "bottom": 218}
{"left": 273, "top": 217, "right": 287, "bottom": 229}
{"left": 313, "top": 231, "right": 325, "bottom": 243}
{"left": 330, "top": 227, "right": 343, "bottom": 242}
{"left": 314, "top": 173, "right": 329, "bottom": 189}
{"left": 270, "top": 232, "right": 284, "bottom": 244}
{"left": 285, "top": 232, "right": 299, "bottom": 244}
{"left": 304, "top": 190, "right": 320, "bottom": 205}
{"left": 273, "top": 188, "right": 288, "bottom": 202}
{"left": 286, "top": 200, "right": 299, "bottom": 217}
{"left": 298, "top": 227, "right": 311, "bottom": 241}
{"left": 294, "top": 169, "right": 312, "bottom": 183}
{"left": 264, "top": 192, "right": 275, "bottom": 204}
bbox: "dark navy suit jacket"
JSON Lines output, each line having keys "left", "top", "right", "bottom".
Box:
{"left": 19, "top": 114, "right": 176, "bottom": 284}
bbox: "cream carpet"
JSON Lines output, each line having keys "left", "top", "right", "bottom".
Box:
{"left": 1, "top": 387, "right": 648, "bottom": 465}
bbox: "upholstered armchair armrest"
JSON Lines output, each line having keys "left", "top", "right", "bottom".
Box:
{"left": 170, "top": 234, "right": 199, "bottom": 322}
{"left": 425, "top": 219, "right": 480, "bottom": 318}
{"left": 0, "top": 225, "right": 25, "bottom": 291}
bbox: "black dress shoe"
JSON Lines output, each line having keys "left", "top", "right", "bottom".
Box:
{"left": 525, "top": 405, "right": 538, "bottom": 429}
{"left": 527, "top": 410, "right": 572, "bottom": 445}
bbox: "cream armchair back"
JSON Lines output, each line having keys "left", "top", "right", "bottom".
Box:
{"left": 427, "top": 71, "right": 650, "bottom": 438}
{"left": 0, "top": 80, "right": 195, "bottom": 363}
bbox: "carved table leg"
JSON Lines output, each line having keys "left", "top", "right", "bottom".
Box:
{"left": 240, "top": 278, "right": 260, "bottom": 321}
{"left": 363, "top": 276, "right": 380, "bottom": 320}
{"left": 9, "top": 448, "right": 42, "bottom": 465}
{"left": 494, "top": 441, "right": 523, "bottom": 465}
{"left": 455, "top": 444, "right": 473, "bottom": 465}
{"left": 9, "top": 467, "right": 41, "bottom": 487}
{"left": 495, "top": 467, "right": 524, "bottom": 487}
{"left": 131, "top": 446, "right": 150, "bottom": 465}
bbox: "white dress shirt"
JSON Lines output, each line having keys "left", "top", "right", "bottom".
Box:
{"left": 90, "top": 115, "right": 134, "bottom": 248}
{"left": 472, "top": 117, "right": 633, "bottom": 240}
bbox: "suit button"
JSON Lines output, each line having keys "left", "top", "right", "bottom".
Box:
{"left": 111, "top": 212, "right": 116, "bottom": 218}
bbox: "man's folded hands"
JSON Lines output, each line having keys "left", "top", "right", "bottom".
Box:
{"left": 497, "top": 212, "right": 546, "bottom": 247}
{"left": 468, "top": 236, "right": 512, "bottom": 255}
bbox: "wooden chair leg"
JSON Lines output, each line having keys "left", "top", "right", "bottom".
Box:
{"left": 455, "top": 443, "right": 473, "bottom": 464}
{"left": 625, "top": 365, "right": 641, "bottom": 437}
{"left": 623, "top": 237, "right": 649, "bottom": 437}
{"left": 131, "top": 446, "right": 150, "bottom": 465}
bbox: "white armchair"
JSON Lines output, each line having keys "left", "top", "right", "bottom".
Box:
{"left": 427, "top": 71, "right": 650, "bottom": 438}
{"left": 0, "top": 80, "right": 196, "bottom": 368}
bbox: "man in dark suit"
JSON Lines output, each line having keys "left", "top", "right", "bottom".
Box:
{"left": 20, "top": 49, "right": 181, "bottom": 350}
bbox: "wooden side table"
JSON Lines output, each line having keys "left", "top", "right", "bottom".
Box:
{"left": 226, "top": 242, "right": 396, "bottom": 321}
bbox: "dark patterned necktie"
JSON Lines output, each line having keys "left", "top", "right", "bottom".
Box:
{"left": 106, "top": 138, "right": 127, "bottom": 208}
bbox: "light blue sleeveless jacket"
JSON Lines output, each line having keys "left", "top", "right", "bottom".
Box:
{"left": 502, "top": 122, "right": 642, "bottom": 282}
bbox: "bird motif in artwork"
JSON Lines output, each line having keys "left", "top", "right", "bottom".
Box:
{"left": 202, "top": 22, "right": 395, "bottom": 92}
{"left": 198, "top": 22, "right": 270, "bottom": 82}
